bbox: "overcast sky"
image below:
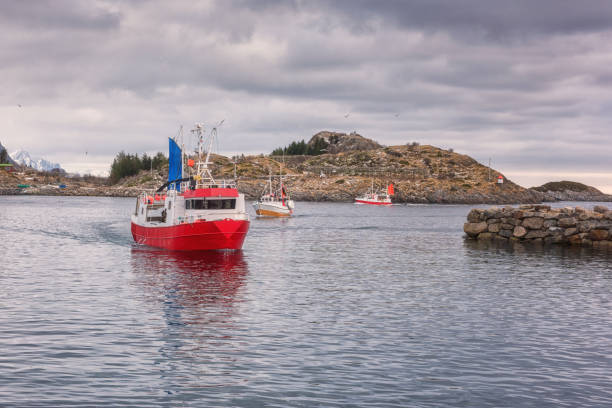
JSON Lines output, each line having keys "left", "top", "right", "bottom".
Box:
{"left": 2, "top": 0, "right": 612, "bottom": 191}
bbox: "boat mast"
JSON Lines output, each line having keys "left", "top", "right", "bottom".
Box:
{"left": 191, "top": 123, "right": 216, "bottom": 188}
{"left": 280, "top": 161, "right": 285, "bottom": 205}
{"left": 179, "top": 125, "right": 184, "bottom": 180}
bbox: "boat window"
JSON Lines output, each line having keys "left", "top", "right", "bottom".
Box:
{"left": 185, "top": 198, "right": 235, "bottom": 210}
{"left": 207, "top": 199, "right": 236, "bottom": 210}
{"left": 207, "top": 199, "right": 222, "bottom": 210}
{"left": 222, "top": 199, "right": 235, "bottom": 209}
{"left": 193, "top": 199, "right": 205, "bottom": 210}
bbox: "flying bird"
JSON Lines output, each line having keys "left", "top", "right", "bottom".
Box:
{"left": 17, "top": 104, "right": 22, "bottom": 108}
{"left": 394, "top": 113, "right": 400, "bottom": 117}
{"left": 344, "top": 112, "right": 350, "bottom": 118}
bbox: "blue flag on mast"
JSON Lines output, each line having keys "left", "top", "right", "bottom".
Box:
{"left": 168, "top": 137, "right": 182, "bottom": 191}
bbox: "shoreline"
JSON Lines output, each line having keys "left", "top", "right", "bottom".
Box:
{"left": 3, "top": 189, "right": 612, "bottom": 204}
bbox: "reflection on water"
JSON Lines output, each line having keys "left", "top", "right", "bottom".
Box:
{"left": 3, "top": 197, "right": 612, "bottom": 406}
{"left": 131, "top": 247, "right": 249, "bottom": 317}
{"left": 464, "top": 239, "right": 612, "bottom": 261}
{"left": 130, "top": 248, "right": 250, "bottom": 390}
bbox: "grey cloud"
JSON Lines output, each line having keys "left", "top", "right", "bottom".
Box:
{"left": 0, "top": 0, "right": 120, "bottom": 31}
{"left": 1, "top": 1, "right": 611, "bottom": 190}
{"left": 314, "top": 0, "right": 612, "bottom": 38}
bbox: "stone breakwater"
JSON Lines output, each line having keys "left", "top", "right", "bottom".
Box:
{"left": 464, "top": 204, "right": 612, "bottom": 248}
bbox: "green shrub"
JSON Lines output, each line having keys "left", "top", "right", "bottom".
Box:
{"left": 109, "top": 151, "right": 167, "bottom": 184}
{"left": 271, "top": 137, "right": 329, "bottom": 156}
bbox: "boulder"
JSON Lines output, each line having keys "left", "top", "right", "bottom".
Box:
{"left": 525, "top": 230, "right": 549, "bottom": 239}
{"left": 578, "top": 220, "right": 597, "bottom": 233}
{"left": 578, "top": 211, "right": 599, "bottom": 221}
{"left": 558, "top": 217, "right": 577, "bottom": 228}
{"left": 485, "top": 207, "right": 503, "bottom": 218}
{"left": 499, "top": 229, "right": 513, "bottom": 238}
{"left": 513, "top": 226, "right": 527, "bottom": 238}
{"left": 488, "top": 223, "right": 501, "bottom": 233}
{"left": 522, "top": 217, "right": 544, "bottom": 230}
{"left": 501, "top": 217, "right": 520, "bottom": 226}
{"left": 544, "top": 211, "right": 561, "bottom": 219}
{"left": 589, "top": 229, "right": 609, "bottom": 241}
{"left": 543, "top": 219, "right": 557, "bottom": 228}
{"left": 464, "top": 222, "right": 488, "bottom": 237}
{"left": 477, "top": 232, "right": 494, "bottom": 240}
{"left": 564, "top": 227, "right": 578, "bottom": 237}
{"left": 467, "top": 209, "right": 484, "bottom": 223}
{"left": 593, "top": 205, "right": 608, "bottom": 214}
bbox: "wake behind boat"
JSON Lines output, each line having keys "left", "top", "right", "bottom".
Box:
{"left": 355, "top": 180, "right": 394, "bottom": 205}
{"left": 131, "top": 123, "right": 250, "bottom": 251}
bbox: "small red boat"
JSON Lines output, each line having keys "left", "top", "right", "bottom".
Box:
{"left": 355, "top": 180, "right": 394, "bottom": 206}
{"left": 131, "top": 123, "right": 250, "bottom": 251}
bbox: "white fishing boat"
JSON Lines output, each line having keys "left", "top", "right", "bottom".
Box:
{"left": 355, "top": 180, "right": 394, "bottom": 206}
{"left": 252, "top": 168, "right": 295, "bottom": 217}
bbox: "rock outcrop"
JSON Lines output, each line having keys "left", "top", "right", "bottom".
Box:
{"left": 531, "top": 181, "right": 612, "bottom": 202}
{"left": 0, "top": 141, "right": 16, "bottom": 165}
{"left": 308, "top": 131, "right": 382, "bottom": 154}
{"left": 464, "top": 204, "right": 612, "bottom": 248}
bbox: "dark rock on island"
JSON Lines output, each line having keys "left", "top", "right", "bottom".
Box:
{"left": 530, "top": 181, "right": 612, "bottom": 202}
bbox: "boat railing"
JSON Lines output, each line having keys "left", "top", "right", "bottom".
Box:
{"left": 179, "top": 178, "right": 238, "bottom": 191}
{"left": 137, "top": 190, "right": 168, "bottom": 205}
{"left": 137, "top": 179, "right": 239, "bottom": 204}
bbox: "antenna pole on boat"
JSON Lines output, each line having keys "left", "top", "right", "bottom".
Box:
{"left": 280, "top": 161, "right": 285, "bottom": 206}
{"left": 179, "top": 125, "right": 184, "bottom": 182}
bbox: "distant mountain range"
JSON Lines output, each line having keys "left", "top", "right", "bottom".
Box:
{"left": 10, "top": 149, "right": 64, "bottom": 172}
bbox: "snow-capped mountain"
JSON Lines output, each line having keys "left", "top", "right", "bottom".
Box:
{"left": 10, "top": 149, "right": 64, "bottom": 172}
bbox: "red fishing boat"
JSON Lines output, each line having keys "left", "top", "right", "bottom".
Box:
{"left": 131, "top": 123, "right": 250, "bottom": 251}
{"left": 355, "top": 180, "right": 394, "bottom": 206}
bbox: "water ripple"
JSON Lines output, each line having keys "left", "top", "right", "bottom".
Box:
{"left": 0, "top": 197, "right": 611, "bottom": 406}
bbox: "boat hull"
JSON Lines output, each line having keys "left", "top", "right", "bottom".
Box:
{"left": 355, "top": 199, "right": 392, "bottom": 206}
{"left": 253, "top": 202, "right": 292, "bottom": 217}
{"left": 131, "top": 219, "right": 250, "bottom": 251}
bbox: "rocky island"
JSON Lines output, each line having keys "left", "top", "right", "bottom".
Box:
{"left": 530, "top": 181, "right": 612, "bottom": 202}
{"left": 1, "top": 132, "right": 609, "bottom": 204}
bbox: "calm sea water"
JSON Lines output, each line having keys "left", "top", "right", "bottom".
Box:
{"left": 1, "top": 196, "right": 611, "bottom": 407}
